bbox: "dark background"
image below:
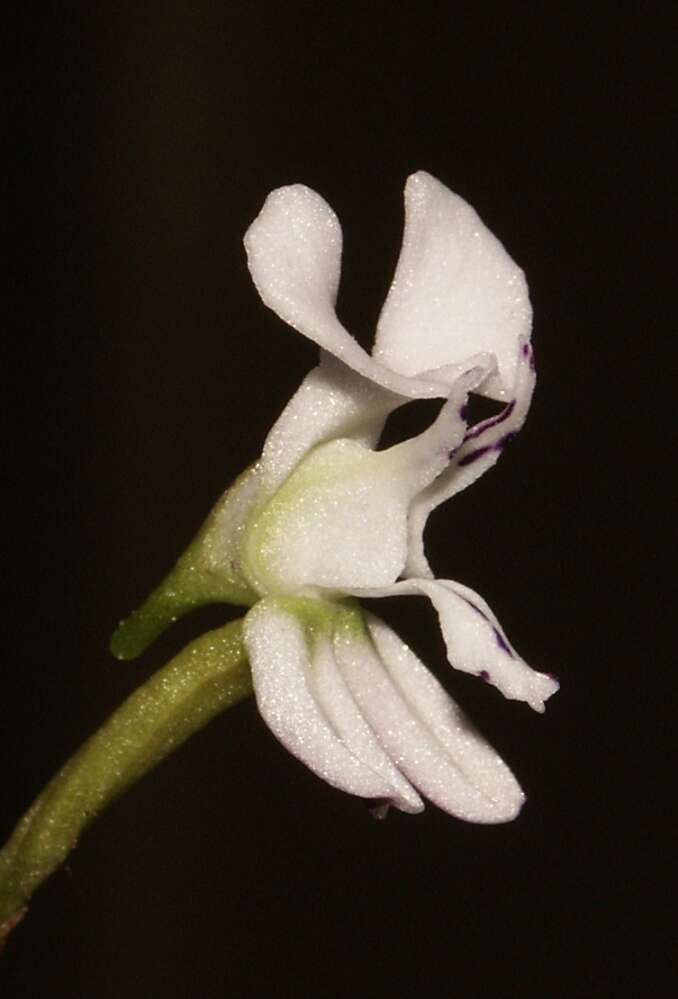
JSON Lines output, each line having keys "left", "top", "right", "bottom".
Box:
{"left": 5, "top": 3, "right": 674, "bottom": 996}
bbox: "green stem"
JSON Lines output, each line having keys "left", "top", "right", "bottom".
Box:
{"left": 0, "top": 618, "right": 252, "bottom": 939}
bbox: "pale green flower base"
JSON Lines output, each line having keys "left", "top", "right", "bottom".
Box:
{"left": 0, "top": 619, "right": 251, "bottom": 946}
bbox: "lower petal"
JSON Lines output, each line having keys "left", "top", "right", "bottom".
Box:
{"left": 244, "top": 599, "right": 413, "bottom": 804}
{"left": 333, "top": 613, "right": 525, "bottom": 823}
{"left": 309, "top": 633, "right": 423, "bottom": 813}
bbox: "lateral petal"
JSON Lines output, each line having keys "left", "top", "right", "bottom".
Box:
{"left": 333, "top": 613, "right": 524, "bottom": 822}
{"left": 309, "top": 631, "right": 423, "bottom": 813}
{"left": 244, "top": 183, "right": 452, "bottom": 400}
{"left": 244, "top": 599, "right": 397, "bottom": 802}
{"left": 374, "top": 171, "right": 532, "bottom": 401}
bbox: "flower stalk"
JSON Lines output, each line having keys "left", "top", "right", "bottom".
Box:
{"left": 0, "top": 619, "right": 251, "bottom": 943}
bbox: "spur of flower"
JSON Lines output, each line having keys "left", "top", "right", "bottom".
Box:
{"left": 112, "top": 171, "right": 558, "bottom": 823}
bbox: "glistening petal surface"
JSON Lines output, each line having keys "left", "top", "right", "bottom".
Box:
{"left": 309, "top": 631, "right": 423, "bottom": 813}
{"left": 374, "top": 171, "right": 532, "bottom": 401}
{"left": 353, "top": 579, "right": 558, "bottom": 712}
{"left": 244, "top": 183, "right": 451, "bottom": 400}
{"left": 404, "top": 339, "right": 536, "bottom": 578}
{"left": 243, "top": 368, "right": 481, "bottom": 595}
{"left": 333, "top": 613, "right": 524, "bottom": 822}
{"left": 244, "top": 600, "right": 397, "bottom": 801}
{"left": 367, "top": 614, "right": 525, "bottom": 812}
{"left": 258, "top": 352, "right": 399, "bottom": 501}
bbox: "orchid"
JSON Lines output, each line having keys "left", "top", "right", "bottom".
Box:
{"left": 1, "top": 172, "right": 558, "bottom": 939}
{"left": 113, "top": 171, "right": 557, "bottom": 823}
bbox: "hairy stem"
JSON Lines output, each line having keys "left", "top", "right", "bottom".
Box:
{"left": 0, "top": 619, "right": 251, "bottom": 940}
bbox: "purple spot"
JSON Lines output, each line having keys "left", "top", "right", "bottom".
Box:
{"left": 458, "top": 445, "right": 493, "bottom": 467}
{"left": 459, "top": 591, "right": 516, "bottom": 660}
{"left": 493, "top": 626, "right": 514, "bottom": 657}
{"left": 521, "top": 342, "right": 530, "bottom": 357}
{"left": 479, "top": 670, "right": 490, "bottom": 682}
{"left": 460, "top": 402, "right": 469, "bottom": 420}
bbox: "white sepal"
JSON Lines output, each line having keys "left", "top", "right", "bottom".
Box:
{"left": 333, "top": 613, "right": 525, "bottom": 822}
{"left": 244, "top": 182, "right": 456, "bottom": 400}
{"left": 244, "top": 599, "right": 399, "bottom": 802}
{"left": 374, "top": 171, "right": 532, "bottom": 401}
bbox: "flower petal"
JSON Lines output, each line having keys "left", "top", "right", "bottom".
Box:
{"left": 244, "top": 183, "right": 452, "bottom": 400}
{"left": 404, "top": 339, "right": 536, "bottom": 577}
{"left": 374, "top": 171, "right": 532, "bottom": 401}
{"left": 243, "top": 438, "right": 413, "bottom": 593}
{"left": 244, "top": 363, "right": 490, "bottom": 596}
{"left": 258, "top": 352, "right": 399, "bottom": 501}
{"left": 244, "top": 599, "right": 398, "bottom": 802}
{"left": 308, "top": 628, "right": 423, "bottom": 813}
{"left": 333, "top": 613, "right": 524, "bottom": 822}
{"left": 353, "top": 578, "right": 558, "bottom": 712}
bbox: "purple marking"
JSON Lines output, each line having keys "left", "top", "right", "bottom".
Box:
{"left": 464, "top": 399, "right": 515, "bottom": 442}
{"left": 458, "top": 445, "right": 493, "bottom": 467}
{"left": 457, "top": 592, "right": 492, "bottom": 623}
{"left": 479, "top": 670, "right": 490, "bottom": 682}
{"left": 458, "top": 592, "right": 515, "bottom": 659}
{"left": 460, "top": 402, "right": 469, "bottom": 420}
{"left": 521, "top": 342, "right": 530, "bottom": 357}
{"left": 459, "top": 421, "right": 519, "bottom": 465}
{"left": 492, "top": 626, "right": 513, "bottom": 656}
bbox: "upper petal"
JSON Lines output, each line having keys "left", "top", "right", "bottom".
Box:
{"left": 374, "top": 171, "right": 532, "bottom": 401}
{"left": 244, "top": 183, "right": 452, "bottom": 400}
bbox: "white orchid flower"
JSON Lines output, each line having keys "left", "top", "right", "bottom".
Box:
{"left": 112, "top": 171, "right": 557, "bottom": 825}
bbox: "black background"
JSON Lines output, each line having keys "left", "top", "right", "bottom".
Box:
{"left": 5, "top": 3, "right": 674, "bottom": 996}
